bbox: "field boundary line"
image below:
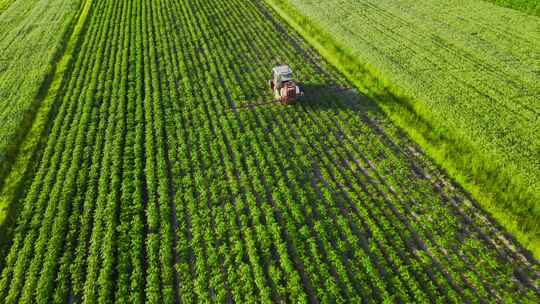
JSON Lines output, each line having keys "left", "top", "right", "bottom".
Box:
{"left": 482, "top": 0, "right": 540, "bottom": 17}
{"left": 0, "top": 0, "right": 15, "bottom": 15}
{"left": 262, "top": 0, "right": 540, "bottom": 260}
{"left": 0, "top": 0, "right": 94, "bottom": 248}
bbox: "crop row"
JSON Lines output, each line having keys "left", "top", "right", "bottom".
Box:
{"left": 272, "top": 0, "right": 540, "bottom": 256}
{"left": 0, "top": 0, "right": 14, "bottom": 14}
{"left": 0, "top": 0, "right": 83, "bottom": 185}
{"left": 0, "top": 0, "right": 538, "bottom": 302}
{"left": 484, "top": 0, "right": 540, "bottom": 16}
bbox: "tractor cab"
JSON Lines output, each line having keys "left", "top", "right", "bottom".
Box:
{"left": 271, "top": 65, "right": 293, "bottom": 88}
{"left": 269, "top": 65, "right": 303, "bottom": 104}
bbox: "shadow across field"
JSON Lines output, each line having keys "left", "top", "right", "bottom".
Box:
{"left": 296, "top": 82, "right": 540, "bottom": 266}
{"left": 298, "top": 82, "right": 380, "bottom": 115}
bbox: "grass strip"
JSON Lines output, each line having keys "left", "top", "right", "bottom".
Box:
{"left": 263, "top": 0, "right": 540, "bottom": 260}
{"left": 483, "top": 0, "right": 540, "bottom": 17}
{"left": 0, "top": 0, "right": 94, "bottom": 248}
{"left": 0, "top": 0, "right": 14, "bottom": 15}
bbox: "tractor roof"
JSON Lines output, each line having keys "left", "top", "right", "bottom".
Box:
{"left": 272, "top": 65, "right": 293, "bottom": 75}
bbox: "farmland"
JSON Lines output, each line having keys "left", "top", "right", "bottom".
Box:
{"left": 484, "top": 0, "right": 540, "bottom": 16}
{"left": 0, "top": 0, "right": 539, "bottom": 302}
{"left": 0, "top": 0, "right": 14, "bottom": 14}
{"left": 0, "top": 0, "right": 83, "bottom": 188}
{"left": 269, "top": 0, "right": 540, "bottom": 256}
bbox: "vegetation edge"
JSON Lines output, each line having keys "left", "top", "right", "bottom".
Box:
{"left": 263, "top": 0, "right": 540, "bottom": 260}
{"left": 0, "top": 0, "right": 94, "bottom": 249}
{"left": 482, "top": 0, "right": 540, "bottom": 17}
{"left": 0, "top": 0, "right": 15, "bottom": 15}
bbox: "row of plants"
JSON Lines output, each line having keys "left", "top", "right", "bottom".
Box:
{"left": 484, "top": 0, "right": 540, "bottom": 16}
{"left": 0, "top": 0, "right": 83, "bottom": 189}
{"left": 0, "top": 0, "right": 127, "bottom": 302}
{"left": 264, "top": 0, "right": 540, "bottom": 258}
{"left": 0, "top": 0, "right": 538, "bottom": 302}
{"left": 0, "top": 0, "right": 14, "bottom": 14}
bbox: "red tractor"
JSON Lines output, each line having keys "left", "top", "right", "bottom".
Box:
{"left": 269, "top": 65, "right": 303, "bottom": 105}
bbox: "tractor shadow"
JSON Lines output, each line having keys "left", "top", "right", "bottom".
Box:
{"left": 298, "top": 83, "right": 383, "bottom": 116}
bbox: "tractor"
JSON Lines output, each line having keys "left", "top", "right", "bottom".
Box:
{"left": 269, "top": 65, "right": 303, "bottom": 105}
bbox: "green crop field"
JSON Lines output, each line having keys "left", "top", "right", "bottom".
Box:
{"left": 484, "top": 0, "right": 540, "bottom": 16}
{"left": 268, "top": 0, "right": 540, "bottom": 256}
{"left": 0, "top": 0, "right": 539, "bottom": 302}
{"left": 0, "top": 0, "right": 83, "bottom": 187}
{"left": 0, "top": 0, "right": 15, "bottom": 14}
